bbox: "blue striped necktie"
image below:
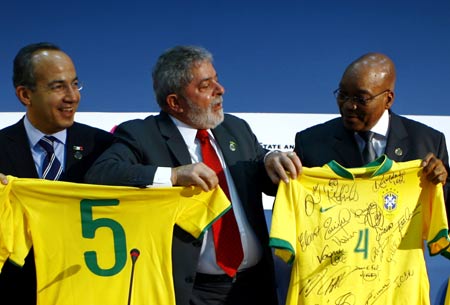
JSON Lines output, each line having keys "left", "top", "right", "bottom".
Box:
{"left": 39, "top": 136, "right": 63, "bottom": 180}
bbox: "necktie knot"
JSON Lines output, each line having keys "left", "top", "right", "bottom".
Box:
{"left": 39, "top": 136, "right": 58, "bottom": 154}
{"left": 196, "top": 129, "right": 209, "bottom": 143}
{"left": 359, "top": 131, "right": 374, "bottom": 142}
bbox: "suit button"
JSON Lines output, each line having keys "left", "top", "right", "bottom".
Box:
{"left": 185, "top": 276, "right": 194, "bottom": 283}
{"left": 192, "top": 240, "right": 202, "bottom": 247}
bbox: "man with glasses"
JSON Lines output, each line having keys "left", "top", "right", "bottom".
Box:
{"left": 0, "top": 42, "right": 113, "bottom": 304}
{"left": 294, "top": 52, "right": 449, "bottom": 192}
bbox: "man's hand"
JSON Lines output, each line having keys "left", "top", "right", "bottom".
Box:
{"left": 421, "top": 153, "right": 448, "bottom": 185}
{"left": 0, "top": 173, "right": 8, "bottom": 185}
{"left": 265, "top": 150, "right": 302, "bottom": 184}
{"left": 171, "top": 163, "right": 219, "bottom": 192}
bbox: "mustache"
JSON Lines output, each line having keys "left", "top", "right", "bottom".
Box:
{"left": 210, "top": 96, "right": 223, "bottom": 107}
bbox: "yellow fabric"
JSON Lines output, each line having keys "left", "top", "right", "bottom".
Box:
{"left": 0, "top": 176, "right": 230, "bottom": 305}
{"left": 270, "top": 158, "right": 450, "bottom": 305}
{"left": 445, "top": 278, "right": 450, "bottom": 305}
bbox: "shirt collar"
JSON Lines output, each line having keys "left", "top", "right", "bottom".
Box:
{"left": 24, "top": 115, "right": 67, "bottom": 147}
{"left": 370, "top": 109, "right": 390, "bottom": 137}
{"left": 169, "top": 115, "right": 211, "bottom": 147}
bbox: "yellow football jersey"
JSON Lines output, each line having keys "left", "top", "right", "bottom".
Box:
{"left": 270, "top": 156, "right": 450, "bottom": 305}
{"left": 0, "top": 176, "right": 230, "bottom": 305}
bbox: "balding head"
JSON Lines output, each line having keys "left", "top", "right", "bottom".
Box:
{"left": 337, "top": 53, "right": 396, "bottom": 132}
{"left": 343, "top": 52, "right": 396, "bottom": 91}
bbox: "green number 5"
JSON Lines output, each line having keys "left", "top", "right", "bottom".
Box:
{"left": 80, "top": 199, "right": 127, "bottom": 276}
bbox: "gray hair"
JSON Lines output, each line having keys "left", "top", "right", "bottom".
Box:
{"left": 152, "top": 45, "right": 213, "bottom": 109}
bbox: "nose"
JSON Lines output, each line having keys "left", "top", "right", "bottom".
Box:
{"left": 339, "top": 98, "right": 357, "bottom": 110}
{"left": 214, "top": 80, "right": 225, "bottom": 96}
{"left": 64, "top": 84, "right": 80, "bottom": 101}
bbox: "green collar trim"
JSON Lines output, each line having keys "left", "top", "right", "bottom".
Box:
{"left": 327, "top": 155, "right": 393, "bottom": 179}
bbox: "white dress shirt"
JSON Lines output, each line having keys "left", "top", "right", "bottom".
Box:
{"left": 154, "top": 116, "right": 262, "bottom": 274}
{"left": 355, "top": 109, "right": 390, "bottom": 158}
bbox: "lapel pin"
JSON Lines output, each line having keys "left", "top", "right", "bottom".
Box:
{"left": 394, "top": 148, "right": 403, "bottom": 156}
{"left": 73, "top": 146, "right": 84, "bottom": 160}
{"left": 229, "top": 141, "right": 237, "bottom": 152}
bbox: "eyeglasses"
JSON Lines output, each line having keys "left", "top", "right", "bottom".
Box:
{"left": 33, "top": 80, "right": 83, "bottom": 95}
{"left": 333, "top": 88, "right": 390, "bottom": 106}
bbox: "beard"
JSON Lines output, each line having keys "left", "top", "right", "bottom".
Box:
{"left": 184, "top": 96, "right": 224, "bottom": 129}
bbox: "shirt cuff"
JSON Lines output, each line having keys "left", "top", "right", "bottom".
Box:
{"left": 146, "top": 167, "right": 172, "bottom": 187}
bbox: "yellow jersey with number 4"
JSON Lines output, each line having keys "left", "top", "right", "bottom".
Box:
{"left": 270, "top": 156, "right": 450, "bottom": 305}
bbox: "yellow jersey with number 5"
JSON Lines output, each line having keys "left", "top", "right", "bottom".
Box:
{"left": 0, "top": 176, "right": 230, "bottom": 305}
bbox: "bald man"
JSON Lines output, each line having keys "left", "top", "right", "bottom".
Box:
{"left": 294, "top": 52, "right": 449, "bottom": 206}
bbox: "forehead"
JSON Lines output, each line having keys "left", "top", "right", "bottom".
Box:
{"left": 32, "top": 50, "right": 76, "bottom": 82}
{"left": 190, "top": 60, "right": 216, "bottom": 81}
{"left": 341, "top": 66, "right": 385, "bottom": 93}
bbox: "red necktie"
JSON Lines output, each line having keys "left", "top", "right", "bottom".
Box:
{"left": 196, "top": 129, "right": 244, "bottom": 277}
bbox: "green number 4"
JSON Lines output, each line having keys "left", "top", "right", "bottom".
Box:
{"left": 354, "top": 228, "right": 369, "bottom": 259}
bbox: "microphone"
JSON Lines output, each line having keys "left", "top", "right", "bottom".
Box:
{"left": 130, "top": 248, "right": 140, "bottom": 263}
{"left": 127, "top": 248, "right": 140, "bottom": 305}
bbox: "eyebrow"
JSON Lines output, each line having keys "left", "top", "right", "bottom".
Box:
{"left": 46, "top": 76, "right": 79, "bottom": 86}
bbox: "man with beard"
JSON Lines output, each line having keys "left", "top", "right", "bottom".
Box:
{"left": 85, "top": 45, "right": 301, "bottom": 305}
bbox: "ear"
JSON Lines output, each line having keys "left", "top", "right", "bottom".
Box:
{"left": 385, "top": 90, "right": 395, "bottom": 109}
{"left": 15, "top": 86, "right": 32, "bottom": 106}
{"left": 166, "top": 94, "right": 184, "bottom": 113}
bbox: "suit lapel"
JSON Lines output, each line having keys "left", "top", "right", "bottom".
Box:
{"left": 331, "top": 123, "right": 364, "bottom": 167}
{"left": 211, "top": 124, "right": 249, "bottom": 202}
{"left": 211, "top": 124, "right": 240, "bottom": 169}
{"left": 385, "top": 113, "right": 409, "bottom": 162}
{"left": 158, "top": 112, "right": 192, "bottom": 165}
{"left": 4, "top": 119, "right": 39, "bottom": 177}
{"left": 65, "top": 124, "right": 80, "bottom": 171}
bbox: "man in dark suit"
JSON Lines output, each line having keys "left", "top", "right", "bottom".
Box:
{"left": 294, "top": 52, "right": 449, "bottom": 206}
{"left": 85, "top": 45, "right": 301, "bottom": 305}
{"left": 0, "top": 42, "right": 113, "bottom": 304}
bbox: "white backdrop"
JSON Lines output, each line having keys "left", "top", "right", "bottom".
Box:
{"left": 2, "top": 111, "right": 450, "bottom": 210}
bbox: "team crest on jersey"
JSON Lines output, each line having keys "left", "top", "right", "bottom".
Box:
{"left": 383, "top": 190, "right": 398, "bottom": 211}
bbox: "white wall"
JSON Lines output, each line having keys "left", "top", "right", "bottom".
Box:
{"left": 2, "top": 111, "right": 449, "bottom": 209}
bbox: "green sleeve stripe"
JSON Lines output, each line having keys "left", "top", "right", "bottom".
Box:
{"left": 197, "top": 205, "right": 232, "bottom": 240}
{"left": 269, "top": 237, "right": 295, "bottom": 264}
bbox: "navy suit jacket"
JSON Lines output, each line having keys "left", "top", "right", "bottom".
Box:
{"left": 294, "top": 111, "right": 450, "bottom": 215}
{"left": 85, "top": 111, "right": 279, "bottom": 305}
{"left": 0, "top": 118, "right": 113, "bottom": 305}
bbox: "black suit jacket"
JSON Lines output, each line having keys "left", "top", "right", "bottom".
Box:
{"left": 0, "top": 118, "right": 113, "bottom": 305}
{"left": 85, "top": 111, "right": 279, "bottom": 305}
{"left": 294, "top": 111, "right": 450, "bottom": 215}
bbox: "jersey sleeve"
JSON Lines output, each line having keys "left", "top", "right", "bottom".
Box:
{"left": 424, "top": 182, "right": 450, "bottom": 257}
{"left": 6, "top": 179, "right": 33, "bottom": 267}
{"left": 0, "top": 180, "right": 14, "bottom": 271}
{"left": 269, "top": 178, "right": 299, "bottom": 264}
{"left": 175, "top": 186, "right": 231, "bottom": 239}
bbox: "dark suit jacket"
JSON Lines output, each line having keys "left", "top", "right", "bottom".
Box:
{"left": 85, "top": 111, "right": 279, "bottom": 305}
{"left": 0, "top": 118, "right": 113, "bottom": 305}
{"left": 294, "top": 111, "right": 450, "bottom": 215}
